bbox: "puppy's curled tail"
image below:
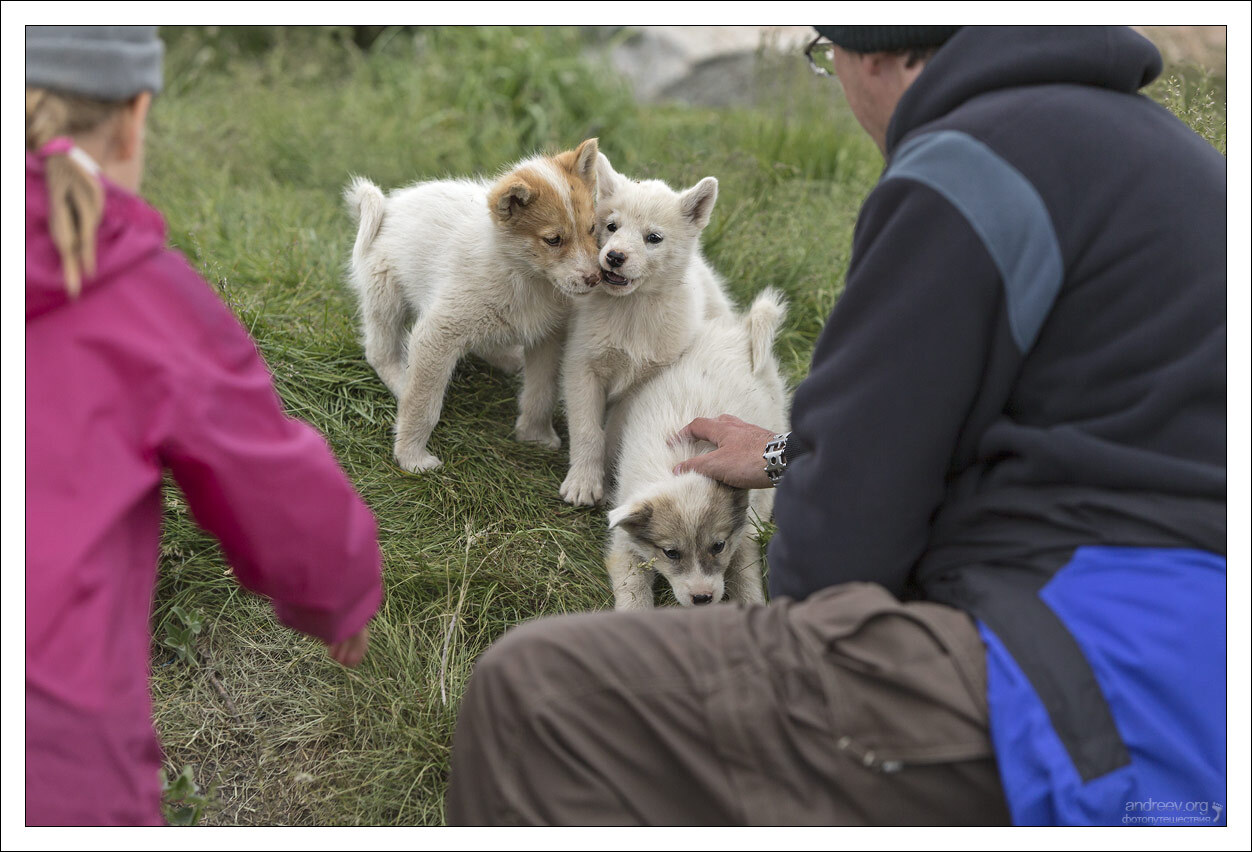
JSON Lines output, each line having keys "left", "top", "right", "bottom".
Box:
{"left": 744, "top": 287, "right": 786, "bottom": 375}
{"left": 343, "top": 176, "right": 386, "bottom": 262}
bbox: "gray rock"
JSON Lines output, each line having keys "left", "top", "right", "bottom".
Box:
{"left": 598, "top": 26, "right": 816, "bottom": 106}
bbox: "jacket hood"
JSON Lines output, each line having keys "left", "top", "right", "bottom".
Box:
{"left": 886, "top": 26, "right": 1163, "bottom": 155}
{"left": 26, "top": 152, "right": 168, "bottom": 320}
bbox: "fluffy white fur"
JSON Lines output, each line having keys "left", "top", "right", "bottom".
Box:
{"left": 559, "top": 154, "right": 735, "bottom": 505}
{"left": 604, "top": 289, "right": 789, "bottom": 609}
{"left": 343, "top": 141, "right": 602, "bottom": 472}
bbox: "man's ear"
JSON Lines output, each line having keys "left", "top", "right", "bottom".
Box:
{"left": 488, "top": 176, "right": 533, "bottom": 222}
{"left": 607, "top": 499, "right": 652, "bottom": 536}
{"left": 679, "top": 176, "right": 718, "bottom": 230}
{"left": 862, "top": 50, "right": 888, "bottom": 77}
{"left": 114, "top": 90, "right": 152, "bottom": 161}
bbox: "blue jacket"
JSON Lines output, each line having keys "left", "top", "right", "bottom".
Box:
{"left": 768, "top": 26, "right": 1226, "bottom": 824}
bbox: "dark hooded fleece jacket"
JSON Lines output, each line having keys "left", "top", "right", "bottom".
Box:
{"left": 768, "top": 26, "right": 1225, "bottom": 622}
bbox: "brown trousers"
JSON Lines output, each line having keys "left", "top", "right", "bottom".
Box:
{"left": 446, "top": 582, "right": 1011, "bottom": 826}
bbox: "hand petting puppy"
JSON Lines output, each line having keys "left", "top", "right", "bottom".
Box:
{"left": 672, "top": 414, "right": 776, "bottom": 490}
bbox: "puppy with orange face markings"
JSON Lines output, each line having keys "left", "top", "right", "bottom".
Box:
{"left": 344, "top": 140, "right": 602, "bottom": 472}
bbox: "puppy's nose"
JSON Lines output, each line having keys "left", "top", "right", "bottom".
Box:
{"left": 582, "top": 271, "right": 600, "bottom": 287}
{"left": 606, "top": 250, "right": 626, "bottom": 268}
{"left": 692, "top": 594, "right": 714, "bottom": 605}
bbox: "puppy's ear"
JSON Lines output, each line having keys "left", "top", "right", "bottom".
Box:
{"left": 488, "top": 177, "right": 533, "bottom": 222}
{"left": 570, "top": 137, "right": 599, "bottom": 184}
{"left": 680, "top": 176, "right": 719, "bottom": 230}
{"left": 607, "top": 500, "right": 653, "bottom": 536}
{"left": 596, "top": 152, "right": 622, "bottom": 199}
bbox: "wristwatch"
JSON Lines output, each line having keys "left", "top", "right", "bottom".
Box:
{"left": 763, "top": 432, "right": 792, "bottom": 487}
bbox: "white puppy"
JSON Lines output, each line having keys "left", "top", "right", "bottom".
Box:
{"left": 559, "top": 155, "right": 734, "bottom": 506}
{"left": 604, "top": 289, "right": 788, "bottom": 609}
{"left": 344, "top": 140, "right": 602, "bottom": 472}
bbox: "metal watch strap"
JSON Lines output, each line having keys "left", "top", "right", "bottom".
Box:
{"left": 763, "top": 431, "right": 791, "bottom": 487}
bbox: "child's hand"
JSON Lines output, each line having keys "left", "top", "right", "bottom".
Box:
{"left": 327, "top": 625, "right": 369, "bottom": 668}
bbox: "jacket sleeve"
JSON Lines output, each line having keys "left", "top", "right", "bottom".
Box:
{"left": 152, "top": 256, "right": 383, "bottom": 643}
{"left": 767, "top": 177, "right": 1010, "bottom": 601}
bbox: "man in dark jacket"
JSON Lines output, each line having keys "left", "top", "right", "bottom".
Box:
{"left": 446, "top": 25, "right": 1226, "bottom": 826}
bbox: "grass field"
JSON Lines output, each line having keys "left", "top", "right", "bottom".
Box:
{"left": 142, "top": 26, "right": 1226, "bottom": 826}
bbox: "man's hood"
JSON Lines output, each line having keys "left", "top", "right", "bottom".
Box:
{"left": 887, "top": 26, "right": 1163, "bottom": 155}
{"left": 26, "top": 152, "right": 167, "bottom": 320}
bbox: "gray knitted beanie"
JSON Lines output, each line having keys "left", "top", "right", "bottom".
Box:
{"left": 814, "top": 26, "right": 962, "bottom": 53}
{"left": 26, "top": 26, "right": 164, "bottom": 101}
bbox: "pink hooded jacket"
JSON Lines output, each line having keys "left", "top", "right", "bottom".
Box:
{"left": 25, "top": 153, "right": 384, "bottom": 826}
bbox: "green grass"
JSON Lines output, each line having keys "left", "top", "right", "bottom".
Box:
{"left": 143, "top": 26, "right": 1226, "bottom": 825}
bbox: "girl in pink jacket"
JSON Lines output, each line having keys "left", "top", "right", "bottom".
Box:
{"left": 25, "top": 27, "right": 383, "bottom": 826}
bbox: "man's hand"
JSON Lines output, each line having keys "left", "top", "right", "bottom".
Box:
{"left": 671, "top": 414, "right": 776, "bottom": 489}
{"left": 327, "top": 624, "right": 369, "bottom": 668}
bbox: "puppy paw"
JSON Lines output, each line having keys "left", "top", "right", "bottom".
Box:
{"left": 560, "top": 467, "right": 604, "bottom": 506}
{"left": 394, "top": 442, "right": 443, "bottom": 473}
{"left": 514, "top": 416, "right": 561, "bottom": 450}
{"left": 613, "top": 594, "right": 655, "bottom": 611}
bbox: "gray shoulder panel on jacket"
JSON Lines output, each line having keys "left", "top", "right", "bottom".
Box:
{"left": 884, "top": 130, "right": 1063, "bottom": 353}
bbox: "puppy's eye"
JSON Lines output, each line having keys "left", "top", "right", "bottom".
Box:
{"left": 710, "top": 540, "right": 726, "bottom": 555}
{"left": 646, "top": 233, "right": 663, "bottom": 244}
{"left": 543, "top": 235, "right": 562, "bottom": 246}
{"left": 606, "top": 222, "right": 618, "bottom": 233}
{"left": 588, "top": 224, "right": 595, "bottom": 235}
{"left": 663, "top": 548, "right": 681, "bottom": 560}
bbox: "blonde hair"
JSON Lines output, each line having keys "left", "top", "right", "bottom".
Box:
{"left": 25, "top": 87, "right": 124, "bottom": 298}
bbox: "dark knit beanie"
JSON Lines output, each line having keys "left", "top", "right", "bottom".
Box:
{"left": 26, "top": 26, "right": 164, "bottom": 101}
{"left": 814, "top": 26, "right": 962, "bottom": 53}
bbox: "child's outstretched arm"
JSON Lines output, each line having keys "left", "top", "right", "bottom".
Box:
{"left": 148, "top": 254, "right": 384, "bottom": 664}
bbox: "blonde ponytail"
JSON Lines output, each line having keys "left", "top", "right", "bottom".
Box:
{"left": 25, "top": 87, "right": 121, "bottom": 299}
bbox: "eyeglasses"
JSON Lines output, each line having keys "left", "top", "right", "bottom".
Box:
{"left": 805, "top": 35, "right": 837, "bottom": 78}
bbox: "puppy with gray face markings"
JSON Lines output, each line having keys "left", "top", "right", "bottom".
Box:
{"left": 605, "top": 289, "right": 788, "bottom": 609}
{"left": 559, "top": 154, "right": 735, "bottom": 507}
